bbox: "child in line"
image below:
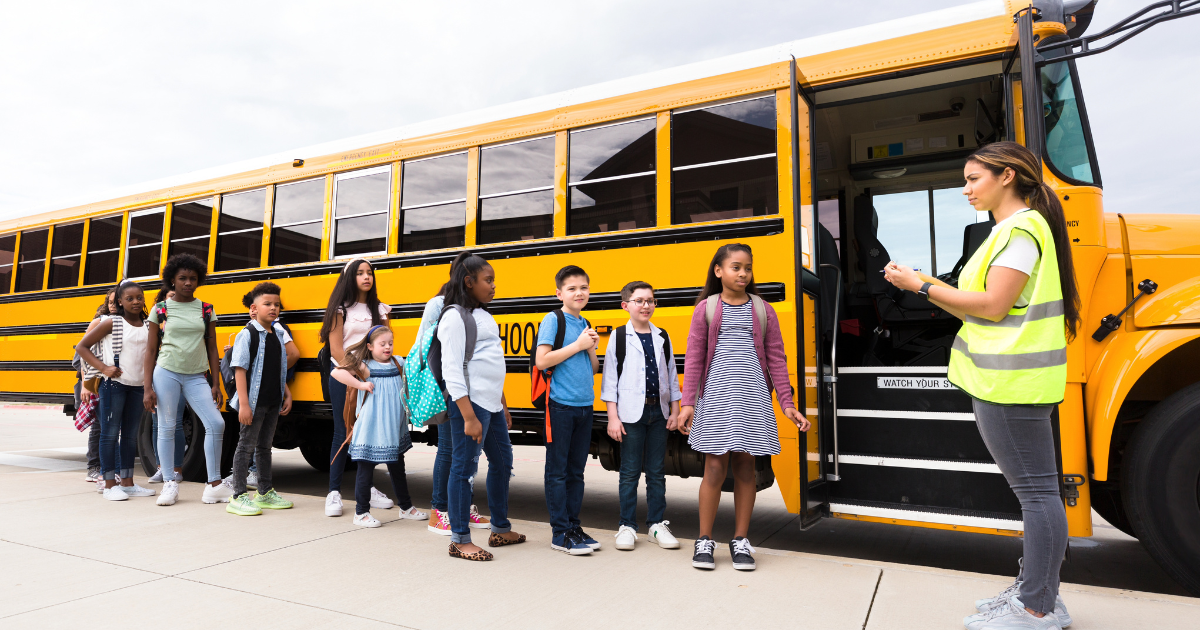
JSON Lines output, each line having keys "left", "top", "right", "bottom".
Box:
{"left": 332, "top": 326, "right": 427, "bottom": 528}
{"left": 147, "top": 287, "right": 185, "bottom": 484}
{"left": 535, "top": 265, "right": 601, "bottom": 556}
{"left": 79, "top": 288, "right": 119, "bottom": 484}
{"left": 225, "top": 282, "right": 297, "bottom": 516}
{"left": 440, "top": 254, "right": 524, "bottom": 560}
{"left": 679, "top": 243, "right": 809, "bottom": 571}
{"left": 601, "top": 281, "right": 681, "bottom": 551}
{"left": 76, "top": 280, "right": 154, "bottom": 501}
{"left": 144, "top": 253, "right": 229, "bottom": 507}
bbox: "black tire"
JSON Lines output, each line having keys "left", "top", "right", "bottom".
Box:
{"left": 137, "top": 406, "right": 207, "bottom": 482}
{"left": 1122, "top": 382, "right": 1200, "bottom": 596}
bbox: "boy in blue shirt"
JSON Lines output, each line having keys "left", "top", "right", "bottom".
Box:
{"left": 535, "top": 265, "right": 600, "bottom": 555}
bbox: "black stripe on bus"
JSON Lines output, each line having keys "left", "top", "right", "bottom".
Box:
{"left": 0, "top": 355, "right": 689, "bottom": 374}
{"left": 0, "top": 282, "right": 785, "bottom": 337}
{"left": 0, "top": 218, "right": 784, "bottom": 305}
{"left": 0, "top": 361, "right": 75, "bottom": 371}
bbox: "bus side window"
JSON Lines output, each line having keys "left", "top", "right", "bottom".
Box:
{"left": 567, "top": 118, "right": 657, "bottom": 235}
{"left": 48, "top": 222, "right": 84, "bottom": 289}
{"left": 15, "top": 228, "right": 49, "bottom": 292}
{"left": 270, "top": 178, "right": 325, "bottom": 266}
{"left": 169, "top": 198, "right": 216, "bottom": 262}
{"left": 478, "top": 136, "right": 554, "bottom": 244}
{"left": 216, "top": 188, "right": 267, "bottom": 271}
{"left": 0, "top": 234, "right": 15, "bottom": 294}
{"left": 126, "top": 207, "right": 165, "bottom": 279}
{"left": 332, "top": 167, "right": 390, "bottom": 258}
{"left": 671, "top": 95, "right": 778, "bottom": 225}
{"left": 400, "top": 153, "right": 468, "bottom": 253}
{"left": 85, "top": 216, "right": 122, "bottom": 286}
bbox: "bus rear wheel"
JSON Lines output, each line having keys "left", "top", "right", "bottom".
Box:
{"left": 137, "top": 407, "right": 210, "bottom": 482}
{"left": 1122, "top": 382, "right": 1200, "bottom": 596}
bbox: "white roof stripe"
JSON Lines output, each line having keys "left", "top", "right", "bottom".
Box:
{"left": 17, "top": 0, "right": 1005, "bottom": 220}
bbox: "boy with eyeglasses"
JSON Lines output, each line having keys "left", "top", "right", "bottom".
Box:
{"left": 601, "top": 281, "right": 681, "bottom": 551}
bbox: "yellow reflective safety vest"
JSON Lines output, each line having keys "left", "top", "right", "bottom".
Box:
{"left": 947, "top": 209, "right": 1067, "bottom": 405}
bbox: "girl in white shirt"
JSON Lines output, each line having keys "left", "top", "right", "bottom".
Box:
{"left": 318, "top": 258, "right": 392, "bottom": 517}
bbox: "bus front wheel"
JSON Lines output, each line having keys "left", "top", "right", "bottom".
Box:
{"left": 1122, "top": 382, "right": 1200, "bottom": 596}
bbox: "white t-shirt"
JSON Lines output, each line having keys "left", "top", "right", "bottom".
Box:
{"left": 341, "top": 302, "right": 392, "bottom": 352}
{"left": 103, "top": 317, "right": 149, "bottom": 387}
{"left": 989, "top": 210, "right": 1040, "bottom": 308}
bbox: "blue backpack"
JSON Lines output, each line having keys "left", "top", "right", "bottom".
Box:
{"left": 405, "top": 305, "right": 475, "bottom": 427}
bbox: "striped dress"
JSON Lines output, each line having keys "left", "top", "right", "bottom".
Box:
{"left": 688, "top": 301, "right": 781, "bottom": 456}
{"left": 349, "top": 359, "right": 412, "bottom": 463}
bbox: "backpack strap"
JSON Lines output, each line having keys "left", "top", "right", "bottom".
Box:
{"left": 108, "top": 315, "right": 125, "bottom": 358}
{"left": 202, "top": 302, "right": 214, "bottom": 324}
{"left": 615, "top": 325, "right": 627, "bottom": 381}
{"left": 659, "top": 329, "right": 671, "bottom": 363}
{"left": 551, "top": 309, "right": 566, "bottom": 351}
{"left": 246, "top": 321, "right": 260, "bottom": 376}
{"left": 749, "top": 294, "right": 767, "bottom": 343}
{"left": 704, "top": 294, "right": 719, "bottom": 325}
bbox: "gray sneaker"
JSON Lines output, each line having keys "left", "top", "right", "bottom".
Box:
{"left": 964, "top": 596, "right": 1063, "bottom": 630}
{"left": 974, "top": 585, "right": 1071, "bottom": 628}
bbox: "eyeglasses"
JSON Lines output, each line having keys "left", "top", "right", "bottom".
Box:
{"left": 627, "top": 298, "right": 657, "bottom": 307}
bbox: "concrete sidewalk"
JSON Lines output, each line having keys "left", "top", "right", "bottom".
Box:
{"left": 2, "top": 406, "right": 1198, "bottom": 629}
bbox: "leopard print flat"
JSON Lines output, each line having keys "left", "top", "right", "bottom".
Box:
{"left": 488, "top": 531, "right": 527, "bottom": 548}
{"left": 448, "top": 542, "right": 493, "bottom": 561}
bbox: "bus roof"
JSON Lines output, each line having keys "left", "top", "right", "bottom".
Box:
{"left": 2, "top": 0, "right": 1010, "bottom": 231}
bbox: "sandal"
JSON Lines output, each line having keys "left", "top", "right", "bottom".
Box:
{"left": 448, "top": 542, "right": 493, "bottom": 561}
{"left": 488, "top": 531, "right": 527, "bottom": 548}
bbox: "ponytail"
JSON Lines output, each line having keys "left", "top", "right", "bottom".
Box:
{"left": 967, "top": 142, "right": 1081, "bottom": 339}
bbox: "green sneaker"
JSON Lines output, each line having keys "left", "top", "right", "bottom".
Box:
{"left": 227, "top": 492, "right": 262, "bottom": 516}
{"left": 253, "top": 488, "right": 293, "bottom": 510}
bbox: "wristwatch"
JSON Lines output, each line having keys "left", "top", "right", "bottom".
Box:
{"left": 917, "top": 282, "right": 932, "bottom": 297}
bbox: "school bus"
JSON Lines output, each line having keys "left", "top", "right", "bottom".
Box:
{"left": 2, "top": 0, "right": 1198, "bottom": 593}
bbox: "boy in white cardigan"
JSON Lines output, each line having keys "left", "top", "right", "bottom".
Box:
{"left": 601, "top": 281, "right": 682, "bottom": 551}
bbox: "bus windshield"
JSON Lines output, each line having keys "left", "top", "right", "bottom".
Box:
{"left": 1041, "top": 60, "right": 1097, "bottom": 185}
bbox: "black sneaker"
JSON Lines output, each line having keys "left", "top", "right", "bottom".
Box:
{"left": 571, "top": 526, "right": 601, "bottom": 550}
{"left": 730, "top": 536, "right": 756, "bottom": 571}
{"left": 692, "top": 536, "right": 716, "bottom": 569}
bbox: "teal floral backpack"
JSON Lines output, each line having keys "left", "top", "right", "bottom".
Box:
{"left": 405, "top": 305, "right": 475, "bottom": 428}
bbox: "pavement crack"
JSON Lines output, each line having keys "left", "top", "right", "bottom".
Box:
{"left": 172, "top": 528, "right": 365, "bottom": 576}
{"left": 170, "top": 575, "right": 419, "bottom": 628}
{"left": 0, "top": 538, "right": 168, "bottom": 576}
{"left": 0, "top": 576, "right": 170, "bottom": 621}
{"left": 862, "top": 569, "right": 883, "bottom": 629}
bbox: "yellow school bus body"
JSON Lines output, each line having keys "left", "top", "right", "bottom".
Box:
{"left": 3, "top": 2, "right": 1200, "bottom": 588}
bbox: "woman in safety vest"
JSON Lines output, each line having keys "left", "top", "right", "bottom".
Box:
{"left": 884, "top": 141, "right": 1081, "bottom": 630}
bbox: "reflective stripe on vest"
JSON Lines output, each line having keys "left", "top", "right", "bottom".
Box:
{"left": 947, "top": 209, "right": 1067, "bottom": 405}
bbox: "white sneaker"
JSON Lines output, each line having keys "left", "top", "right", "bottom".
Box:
{"left": 95, "top": 480, "right": 106, "bottom": 494}
{"left": 971, "top": 591, "right": 1071, "bottom": 629}
{"left": 86, "top": 470, "right": 101, "bottom": 483}
{"left": 353, "top": 512, "right": 382, "bottom": 528}
{"left": 965, "top": 596, "right": 1063, "bottom": 630}
{"left": 157, "top": 481, "right": 179, "bottom": 506}
{"left": 648, "top": 521, "right": 680, "bottom": 549}
{"left": 246, "top": 470, "right": 258, "bottom": 490}
{"left": 120, "top": 483, "right": 156, "bottom": 498}
{"left": 148, "top": 469, "right": 164, "bottom": 484}
{"left": 325, "top": 491, "right": 343, "bottom": 517}
{"left": 397, "top": 506, "right": 427, "bottom": 520}
{"left": 103, "top": 485, "right": 129, "bottom": 501}
{"left": 202, "top": 481, "right": 235, "bottom": 504}
{"left": 615, "top": 525, "right": 637, "bottom": 550}
{"left": 369, "top": 487, "right": 394, "bottom": 509}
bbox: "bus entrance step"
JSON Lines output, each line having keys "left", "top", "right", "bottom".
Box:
{"left": 828, "top": 498, "right": 1024, "bottom": 532}
{"left": 828, "top": 456, "right": 1021, "bottom": 519}
{"left": 836, "top": 367, "right": 971, "bottom": 414}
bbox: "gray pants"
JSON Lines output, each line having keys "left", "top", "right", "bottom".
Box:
{"left": 973, "top": 399, "right": 1067, "bottom": 615}
{"left": 231, "top": 404, "right": 280, "bottom": 496}
{"left": 86, "top": 419, "right": 101, "bottom": 473}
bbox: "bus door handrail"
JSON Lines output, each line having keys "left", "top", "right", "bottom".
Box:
{"left": 818, "top": 263, "right": 843, "bottom": 482}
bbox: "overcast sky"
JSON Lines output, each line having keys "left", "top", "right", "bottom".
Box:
{"left": 1, "top": 0, "right": 1196, "bottom": 223}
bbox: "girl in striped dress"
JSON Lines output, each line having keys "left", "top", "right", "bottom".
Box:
{"left": 332, "top": 325, "right": 427, "bottom": 528}
{"left": 679, "top": 243, "right": 810, "bottom": 571}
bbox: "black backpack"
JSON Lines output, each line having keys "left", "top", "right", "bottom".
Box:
{"left": 613, "top": 325, "right": 671, "bottom": 381}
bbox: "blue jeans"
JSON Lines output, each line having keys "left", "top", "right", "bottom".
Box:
{"left": 151, "top": 398, "right": 186, "bottom": 469}
{"left": 447, "top": 401, "right": 512, "bottom": 544}
{"left": 154, "top": 366, "right": 225, "bottom": 483}
{"left": 98, "top": 380, "right": 144, "bottom": 481}
{"left": 328, "top": 370, "right": 350, "bottom": 493}
{"left": 973, "top": 399, "right": 1066, "bottom": 615}
{"left": 545, "top": 401, "right": 592, "bottom": 537}
{"left": 618, "top": 404, "right": 668, "bottom": 531}
{"left": 430, "top": 422, "right": 453, "bottom": 512}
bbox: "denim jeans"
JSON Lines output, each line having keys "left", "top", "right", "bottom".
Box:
{"left": 86, "top": 420, "right": 101, "bottom": 473}
{"left": 98, "top": 380, "right": 144, "bottom": 481}
{"left": 151, "top": 398, "right": 186, "bottom": 469}
{"left": 354, "top": 458, "right": 414, "bottom": 515}
{"left": 328, "top": 370, "right": 350, "bottom": 493}
{"left": 447, "top": 401, "right": 512, "bottom": 544}
{"left": 154, "top": 366, "right": 225, "bottom": 483}
{"left": 973, "top": 399, "right": 1066, "bottom": 615}
{"left": 618, "top": 404, "right": 668, "bottom": 531}
{"left": 231, "top": 404, "right": 279, "bottom": 496}
{"left": 545, "top": 401, "right": 592, "bottom": 537}
{"left": 430, "top": 423, "right": 453, "bottom": 512}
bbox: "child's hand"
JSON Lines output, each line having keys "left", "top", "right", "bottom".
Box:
{"left": 281, "top": 387, "right": 292, "bottom": 416}
{"left": 223, "top": 345, "right": 232, "bottom": 353}
{"left": 359, "top": 381, "right": 375, "bottom": 394}
{"left": 666, "top": 413, "right": 679, "bottom": 431}
{"left": 143, "top": 389, "right": 157, "bottom": 412}
{"left": 238, "top": 405, "right": 252, "bottom": 426}
{"left": 784, "top": 407, "right": 811, "bottom": 432}
{"left": 80, "top": 390, "right": 92, "bottom": 404}
{"left": 677, "top": 406, "right": 694, "bottom": 435}
{"left": 211, "top": 383, "right": 224, "bottom": 408}
{"left": 101, "top": 365, "right": 122, "bottom": 379}
{"left": 464, "top": 414, "right": 483, "bottom": 443}
{"left": 606, "top": 418, "right": 625, "bottom": 442}
{"left": 575, "top": 328, "right": 597, "bottom": 351}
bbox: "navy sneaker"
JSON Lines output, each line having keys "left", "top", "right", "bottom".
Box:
{"left": 692, "top": 536, "right": 716, "bottom": 570}
{"left": 730, "top": 536, "right": 756, "bottom": 571}
{"left": 551, "top": 532, "right": 593, "bottom": 556}
{"left": 571, "top": 527, "right": 601, "bottom": 551}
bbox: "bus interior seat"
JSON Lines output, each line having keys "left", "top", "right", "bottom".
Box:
{"left": 816, "top": 222, "right": 844, "bottom": 347}
{"left": 940, "top": 216, "right": 996, "bottom": 287}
